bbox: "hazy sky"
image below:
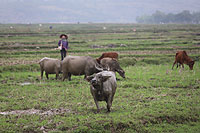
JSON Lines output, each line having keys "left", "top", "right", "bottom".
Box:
{"left": 0, "top": 0, "right": 200, "bottom": 23}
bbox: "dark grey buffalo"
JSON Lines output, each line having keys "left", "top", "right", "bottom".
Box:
{"left": 62, "top": 56, "right": 101, "bottom": 81}
{"left": 39, "top": 57, "right": 62, "bottom": 79}
{"left": 87, "top": 71, "right": 117, "bottom": 112}
{"left": 100, "top": 58, "right": 125, "bottom": 78}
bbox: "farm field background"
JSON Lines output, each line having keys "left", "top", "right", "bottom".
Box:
{"left": 0, "top": 23, "right": 200, "bottom": 132}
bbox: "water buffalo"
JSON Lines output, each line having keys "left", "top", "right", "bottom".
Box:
{"left": 39, "top": 57, "right": 62, "bottom": 79}
{"left": 62, "top": 56, "right": 101, "bottom": 81}
{"left": 100, "top": 58, "right": 125, "bottom": 78}
{"left": 87, "top": 71, "right": 117, "bottom": 112}
{"left": 172, "top": 51, "right": 195, "bottom": 70}
{"left": 96, "top": 52, "right": 118, "bottom": 64}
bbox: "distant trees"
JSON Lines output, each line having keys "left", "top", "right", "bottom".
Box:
{"left": 136, "top": 10, "right": 200, "bottom": 24}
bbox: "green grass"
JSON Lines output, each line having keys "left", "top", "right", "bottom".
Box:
{"left": 0, "top": 64, "right": 199, "bottom": 132}
{"left": 0, "top": 23, "right": 200, "bottom": 132}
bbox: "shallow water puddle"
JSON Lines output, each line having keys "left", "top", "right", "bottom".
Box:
{"left": 0, "top": 108, "right": 71, "bottom": 115}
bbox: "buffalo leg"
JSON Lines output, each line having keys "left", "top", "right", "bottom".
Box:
{"left": 106, "top": 95, "right": 112, "bottom": 112}
{"left": 62, "top": 71, "right": 67, "bottom": 81}
{"left": 68, "top": 73, "right": 71, "bottom": 81}
{"left": 94, "top": 98, "right": 100, "bottom": 112}
{"left": 45, "top": 72, "right": 49, "bottom": 79}
{"left": 111, "top": 94, "right": 115, "bottom": 104}
{"left": 84, "top": 70, "right": 91, "bottom": 79}
{"left": 55, "top": 73, "right": 59, "bottom": 80}
{"left": 41, "top": 70, "right": 44, "bottom": 79}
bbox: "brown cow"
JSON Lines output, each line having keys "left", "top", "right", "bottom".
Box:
{"left": 96, "top": 52, "right": 118, "bottom": 64}
{"left": 172, "top": 51, "right": 195, "bottom": 70}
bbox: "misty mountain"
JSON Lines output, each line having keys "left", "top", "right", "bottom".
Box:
{"left": 0, "top": 0, "right": 200, "bottom": 23}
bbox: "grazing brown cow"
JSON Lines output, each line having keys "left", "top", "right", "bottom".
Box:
{"left": 172, "top": 51, "right": 195, "bottom": 70}
{"left": 96, "top": 52, "right": 118, "bottom": 64}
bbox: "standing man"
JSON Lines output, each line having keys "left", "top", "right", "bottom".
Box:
{"left": 58, "top": 34, "right": 68, "bottom": 60}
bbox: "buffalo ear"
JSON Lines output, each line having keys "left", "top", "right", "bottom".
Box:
{"left": 101, "top": 76, "right": 111, "bottom": 82}
{"left": 86, "top": 75, "right": 95, "bottom": 82}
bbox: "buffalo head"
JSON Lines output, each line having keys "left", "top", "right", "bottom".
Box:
{"left": 87, "top": 74, "right": 111, "bottom": 88}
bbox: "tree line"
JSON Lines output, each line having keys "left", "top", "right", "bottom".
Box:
{"left": 136, "top": 10, "right": 200, "bottom": 24}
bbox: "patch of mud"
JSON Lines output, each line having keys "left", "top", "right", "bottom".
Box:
{"left": 141, "top": 115, "right": 199, "bottom": 125}
{"left": 20, "top": 82, "right": 32, "bottom": 86}
{"left": 0, "top": 108, "right": 71, "bottom": 116}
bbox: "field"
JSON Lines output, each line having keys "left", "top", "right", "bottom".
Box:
{"left": 0, "top": 23, "right": 200, "bottom": 132}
